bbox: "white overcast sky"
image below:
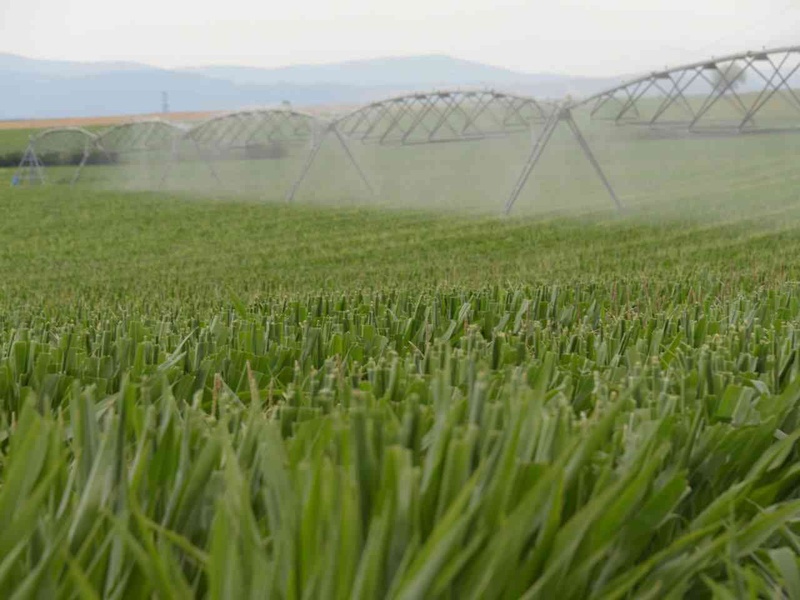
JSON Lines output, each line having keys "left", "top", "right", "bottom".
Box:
{"left": 0, "top": 0, "right": 798, "bottom": 76}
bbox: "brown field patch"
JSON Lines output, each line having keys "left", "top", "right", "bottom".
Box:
{"left": 0, "top": 111, "right": 221, "bottom": 131}
{"left": 0, "top": 103, "right": 360, "bottom": 132}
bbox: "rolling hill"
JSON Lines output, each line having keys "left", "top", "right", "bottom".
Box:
{"left": 0, "top": 53, "right": 620, "bottom": 120}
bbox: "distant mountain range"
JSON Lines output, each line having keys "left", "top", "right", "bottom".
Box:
{"left": 0, "top": 53, "right": 625, "bottom": 120}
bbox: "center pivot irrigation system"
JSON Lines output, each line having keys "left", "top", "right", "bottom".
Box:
{"left": 13, "top": 92, "right": 621, "bottom": 213}
{"left": 13, "top": 44, "right": 800, "bottom": 213}
{"left": 168, "top": 108, "right": 374, "bottom": 197}
{"left": 580, "top": 45, "right": 800, "bottom": 133}
{"left": 95, "top": 120, "right": 184, "bottom": 160}
{"left": 16, "top": 127, "right": 96, "bottom": 186}
{"left": 293, "top": 90, "right": 621, "bottom": 212}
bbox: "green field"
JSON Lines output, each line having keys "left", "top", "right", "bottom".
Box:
{"left": 2, "top": 121, "right": 800, "bottom": 597}
{"left": 0, "top": 128, "right": 38, "bottom": 152}
{"left": 0, "top": 129, "right": 37, "bottom": 166}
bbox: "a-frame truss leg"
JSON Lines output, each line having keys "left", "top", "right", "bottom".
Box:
{"left": 13, "top": 144, "right": 46, "bottom": 186}
{"left": 158, "top": 136, "right": 221, "bottom": 193}
{"left": 33, "top": 150, "right": 45, "bottom": 184}
{"left": 504, "top": 105, "right": 621, "bottom": 215}
{"left": 285, "top": 134, "right": 326, "bottom": 202}
{"left": 158, "top": 138, "right": 178, "bottom": 190}
{"left": 504, "top": 109, "right": 561, "bottom": 215}
{"left": 562, "top": 110, "right": 622, "bottom": 209}
{"left": 286, "top": 126, "right": 375, "bottom": 203}
{"left": 71, "top": 147, "right": 92, "bottom": 186}
{"left": 192, "top": 137, "right": 223, "bottom": 189}
{"left": 333, "top": 127, "right": 374, "bottom": 196}
{"left": 156, "top": 137, "right": 181, "bottom": 191}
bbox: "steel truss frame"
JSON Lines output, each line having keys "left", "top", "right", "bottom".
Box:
{"left": 96, "top": 119, "right": 184, "bottom": 157}
{"left": 577, "top": 45, "right": 800, "bottom": 133}
{"left": 64, "top": 120, "right": 188, "bottom": 185}
{"left": 14, "top": 146, "right": 45, "bottom": 186}
{"left": 187, "top": 109, "right": 318, "bottom": 149}
{"left": 9, "top": 95, "right": 621, "bottom": 212}
{"left": 334, "top": 89, "right": 553, "bottom": 145}
{"left": 13, "top": 127, "right": 97, "bottom": 186}
{"left": 293, "top": 90, "right": 619, "bottom": 212}
{"left": 176, "top": 109, "right": 371, "bottom": 200}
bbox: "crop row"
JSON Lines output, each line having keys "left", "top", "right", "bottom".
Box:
{"left": 2, "top": 285, "right": 800, "bottom": 596}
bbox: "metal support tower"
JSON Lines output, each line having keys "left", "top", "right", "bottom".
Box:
{"left": 285, "top": 125, "right": 374, "bottom": 202}
{"left": 504, "top": 104, "right": 621, "bottom": 215}
{"left": 578, "top": 45, "right": 800, "bottom": 134}
{"left": 290, "top": 89, "right": 555, "bottom": 207}
{"left": 13, "top": 128, "right": 96, "bottom": 187}
{"left": 159, "top": 134, "right": 223, "bottom": 190}
{"left": 13, "top": 144, "right": 46, "bottom": 186}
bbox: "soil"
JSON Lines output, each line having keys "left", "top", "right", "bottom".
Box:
{"left": 0, "top": 111, "right": 219, "bottom": 131}
{"left": 0, "top": 104, "right": 361, "bottom": 132}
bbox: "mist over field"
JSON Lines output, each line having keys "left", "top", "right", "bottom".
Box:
{"left": 33, "top": 108, "right": 797, "bottom": 227}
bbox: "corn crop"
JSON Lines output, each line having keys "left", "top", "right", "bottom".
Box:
{"left": 2, "top": 187, "right": 800, "bottom": 597}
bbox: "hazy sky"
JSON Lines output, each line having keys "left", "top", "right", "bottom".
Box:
{"left": 0, "top": 0, "right": 798, "bottom": 76}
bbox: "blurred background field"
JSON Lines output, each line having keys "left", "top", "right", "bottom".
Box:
{"left": 4, "top": 109, "right": 800, "bottom": 216}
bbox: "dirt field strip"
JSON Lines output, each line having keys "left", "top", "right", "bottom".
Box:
{"left": 0, "top": 103, "right": 360, "bottom": 132}
{"left": 0, "top": 111, "right": 220, "bottom": 131}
